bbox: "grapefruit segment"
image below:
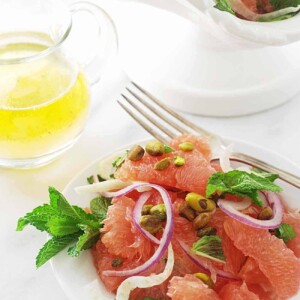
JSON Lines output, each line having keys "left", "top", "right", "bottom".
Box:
{"left": 167, "top": 274, "right": 221, "bottom": 300}
{"left": 219, "top": 281, "right": 260, "bottom": 300}
{"left": 172, "top": 199, "right": 200, "bottom": 276}
{"left": 224, "top": 218, "right": 300, "bottom": 299}
{"left": 100, "top": 196, "right": 154, "bottom": 261}
{"left": 92, "top": 241, "right": 140, "bottom": 293}
{"left": 208, "top": 209, "right": 246, "bottom": 275}
{"left": 169, "top": 134, "right": 211, "bottom": 160}
{"left": 239, "top": 257, "right": 277, "bottom": 299}
{"left": 115, "top": 135, "right": 215, "bottom": 195}
{"left": 239, "top": 257, "right": 270, "bottom": 286}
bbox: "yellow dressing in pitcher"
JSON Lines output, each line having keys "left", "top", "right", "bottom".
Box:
{"left": 0, "top": 33, "right": 90, "bottom": 159}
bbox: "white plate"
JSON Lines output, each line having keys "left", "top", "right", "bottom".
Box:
{"left": 51, "top": 137, "right": 300, "bottom": 300}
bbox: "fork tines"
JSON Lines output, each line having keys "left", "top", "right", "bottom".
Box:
{"left": 118, "top": 81, "right": 209, "bottom": 144}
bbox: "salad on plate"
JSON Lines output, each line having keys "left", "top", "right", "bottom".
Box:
{"left": 17, "top": 134, "right": 300, "bottom": 300}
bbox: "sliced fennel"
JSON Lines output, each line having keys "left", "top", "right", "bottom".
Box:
{"left": 116, "top": 245, "right": 174, "bottom": 300}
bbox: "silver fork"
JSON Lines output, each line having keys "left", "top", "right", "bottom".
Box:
{"left": 117, "top": 82, "right": 300, "bottom": 188}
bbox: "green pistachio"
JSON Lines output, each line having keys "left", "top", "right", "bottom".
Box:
{"left": 111, "top": 257, "right": 123, "bottom": 267}
{"left": 185, "top": 192, "right": 216, "bottom": 212}
{"left": 197, "top": 226, "right": 217, "bottom": 238}
{"left": 178, "top": 203, "right": 196, "bottom": 222}
{"left": 194, "top": 273, "right": 214, "bottom": 289}
{"left": 142, "top": 204, "right": 154, "bottom": 216}
{"left": 139, "top": 215, "right": 162, "bottom": 234}
{"left": 150, "top": 204, "right": 167, "bottom": 220}
{"left": 193, "top": 212, "right": 212, "bottom": 230}
{"left": 127, "top": 145, "right": 145, "bottom": 161}
{"left": 174, "top": 155, "right": 185, "bottom": 167}
{"left": 154, "top": 157, "right": 171, "bottom": 170}
{"left": 179, "top": 142, "right": 194, "bottom": 151}
{"left": 258, "top": 206, "right": 273, "bottom": 220}
{"left": 145, "top": 140, "right": 165, "bottom": 156}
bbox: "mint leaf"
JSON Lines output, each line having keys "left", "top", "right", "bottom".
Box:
{"left": 214, "top": 0, "right": 235, "bottom": 14}
{"left": 49, "top": 187, "right": 82, "bottom": 219}
{"left": 97, "top": 174, "right": 106, "bottom": 182}
{"left": 36, "top": 233, "right": 81, "bottom": 268}
{"left": 90, "top": 196, "right": 111, "bottom": 221}
{"left": 72, "top": 206, "right": 100, "bottom": 229}
{"left": 87, "top": 174, "right": 106, "bottom": 184}
{"left": 164, "top": 145, "right": 175, "bottom": 154}
{"left": 275, "top": 223, "right": 296, "bottom": 243}
{"left": 16, "top": 204, "right": 57, "bottom": 232}
{"left": 112, "top": 153, "right": 127, "bottom": 168}
{"left": 48, "top": 188, "right": 98, "bottom": 228}
{"left": 87, "top": 175, "right": 94, "bottom": 184}
{"left": 191, "top": 235, "right": 226, "bottom": 263}
{"left": 206, "top": 170, "right": 282, "bottom": 206}
{"left": 251, "top": 168, "right": 279, "bottom": 182}
{"left": 46, "top": 216, "right": 80, "bottom": 237}
{"left": 270, "top": 0, "right": 300, "bottom": 10}
{"left": 67, "top": 225, "right": 100, "bottom": 257}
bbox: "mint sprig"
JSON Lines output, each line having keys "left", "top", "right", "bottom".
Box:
{"left": 206, "top": 170, "right": 282, "bottom": 206}
{"left": 17, "top": 187, "right": 111, "bottom": 268}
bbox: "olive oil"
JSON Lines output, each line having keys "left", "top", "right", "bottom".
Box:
{"left": 0, "top": 33, "right": 90, "bottom": 159}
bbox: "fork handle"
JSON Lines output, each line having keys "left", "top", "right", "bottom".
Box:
{"left": 229, "top": 152, "right": 300, "bottom": 189}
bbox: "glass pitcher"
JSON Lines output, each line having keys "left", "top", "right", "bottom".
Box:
{"left": 0, "top": 0, "right": 118, "bottom": 169}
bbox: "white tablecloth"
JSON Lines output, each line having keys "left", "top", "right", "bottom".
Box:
{"left": 1, "top": 1, "right": 300, "bottom": 299}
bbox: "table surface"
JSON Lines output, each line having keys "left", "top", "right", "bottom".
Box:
{"left": 1, "top": 1, "right": 300, "bottom": 299}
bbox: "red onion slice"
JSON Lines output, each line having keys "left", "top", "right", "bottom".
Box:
{"left": 132, "top": 191, "right": 160, "bottom": 245}
{"left": 101, "top": 183, "right": 174, "bottom": 277}
{"left": 178, "top": 240, "right": 239, "bottom": 281}
{"left": 218, "top": 192, "right": 283, "bottom": 229}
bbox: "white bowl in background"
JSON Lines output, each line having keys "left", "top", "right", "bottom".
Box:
{"left": 177, "top": 0, "right": 300, "bottom": 46}
{"left": 116, "top": 2, "right": 300, "bottom": 116}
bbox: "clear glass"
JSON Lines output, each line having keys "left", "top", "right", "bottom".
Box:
{"left": 0, "top": 0, "right": 118, "bottom": 169}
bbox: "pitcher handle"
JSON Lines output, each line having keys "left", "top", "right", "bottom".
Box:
{"left": 69, "top": 1, "right": 118, "bottom": 85}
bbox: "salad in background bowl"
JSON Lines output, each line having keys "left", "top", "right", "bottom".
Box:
{"left": 17, "top": 135, "right": 300, "bottom": 299}
{"left": 177, "top": 0, "right": 300, "bottom": 45}
{"left": 214, "top": 0, "right": 300, "bottom": 22}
